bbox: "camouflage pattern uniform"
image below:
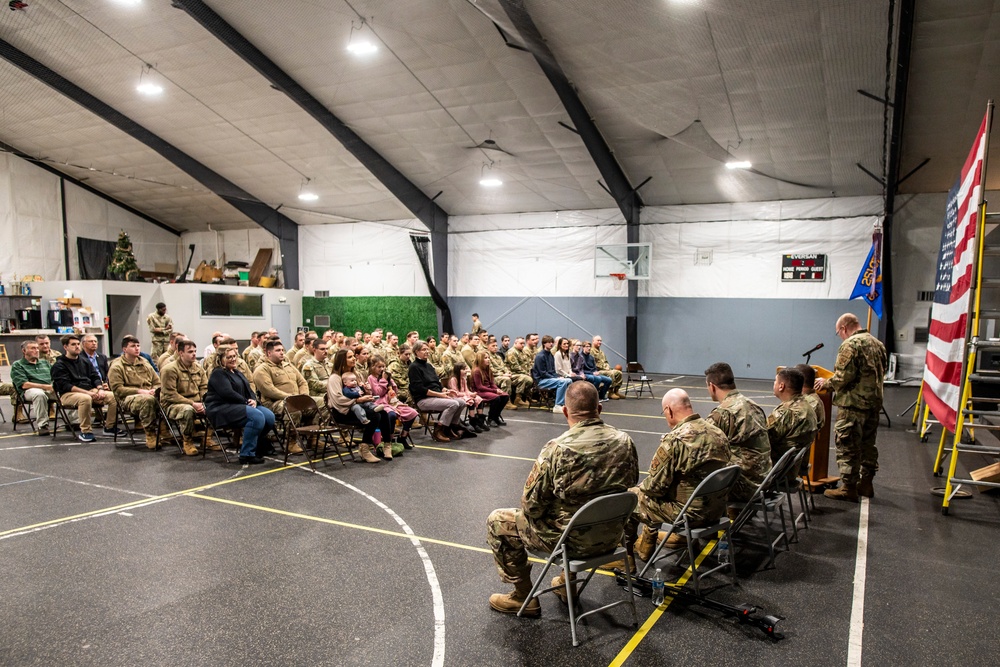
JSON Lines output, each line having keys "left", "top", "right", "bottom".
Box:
{"left": 387, "top": 357, "right": 412, "bottom": 404}
{"left": 439, "top": 348, "right": 462, "bottom": 382}
{"left": 146, "top": 312, "right": 173, "bottom": 359}
{"left": 43, "top": 349, "right": 62, "bottom": 366}
{"left": 299, "top": 356, "right": 332, "bottom": 416}
{"left": 487, "top": 418, "right": 639, "bottom": 584}
{"left": 826, "top": 329, "right": 887, "bottom": 484}
{"left": 253, "top": 358, "right": 308, "bottom": 417}
{"left": 461, "top": 344, "right": 479, "bottom": 369}
{"left": 108, "top": 356, "right": 160, "bottom": 431}
{"left": 159, "top": 359, "right": 208, "bottom": 437}
{"left": 802, "top": 392, "right": 826, "bottom": 433}
{"left": 488, "top": 351, "right": 512, "bottom": 394}
{"left": 591, "top": 346, "right": 623, "bottom": 396}
{"left": 631, "top": 414, "right": 732, "bottom": 530}
{"left": 157, "top": 350, "right": 177, "bottom": 372}
{"left": 432, "top": 343, "right": 446, "bottom": 366}
{"left": 706, "top": 390, "right": 771, "bottom": 502}
{"left": 503, "top": 347, "right": 535, "bottom": 402}
{"left": 245, "top": 346, "right": 265, "bottom": 373}
{"left": 286, "top": 345, "right": 308, "bottom": 369}
{"left": 767, "top": 394, "right": 819, "bottom": 478}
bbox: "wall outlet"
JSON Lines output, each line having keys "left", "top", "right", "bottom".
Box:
{"left": 896, "top": 330, "right": 907, "bottom": 341}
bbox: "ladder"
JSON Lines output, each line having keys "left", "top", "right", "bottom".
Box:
{"left": 933, "top": 209, "right": 1000, "bottom": 514}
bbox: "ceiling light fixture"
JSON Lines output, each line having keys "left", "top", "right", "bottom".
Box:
{"left": 346, "top": 18, "right": 379, "bottom": 55}
{"left": 479, "top": 162, "right": 503, "bottom": 187}
{"left": 112, "top": 0, "right": 142, "bottom": 6}
{"left": 135, "top": 63, "right": 162, "bottom": 96}
{"left": 298, "top": 178, "right": 319, "bottom": 202}
{"left": 725, "top": 160, "right": 752, "bottom": 170}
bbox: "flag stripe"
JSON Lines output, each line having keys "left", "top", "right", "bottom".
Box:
{"left": 923, "top": 112, "right": 988, "bottom": 433}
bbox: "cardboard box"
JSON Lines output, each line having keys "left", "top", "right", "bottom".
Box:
{"left": 970, "top": 461, "right": 1000, "bottom": 492}
{"left": 58, "top": 298, "right": 83, "bottom": 306}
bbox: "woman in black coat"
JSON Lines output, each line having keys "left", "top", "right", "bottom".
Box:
{"left": 204, "top": 348, "right": 274, "bottom": 464}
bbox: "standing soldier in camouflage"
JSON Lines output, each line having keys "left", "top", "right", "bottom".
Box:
{"left": 486, "top": 382, "right": 639, "bottom": 615}
{"left": 387, "top": 344, "right": 414, "bottom": 405}
{"left": 146, "top": 302, "right": 173, "bottom": 360}
{"left": 300, "top": 338, "right": 332, "bottom": 418}
{"left": 767, "top": 367, "right": 818, "bottom": 479}
{"left": 704, "top": 362, "right": 771, "bottom": 508}
{"left": 160, "top": 339, "right": 209, "bottom": 456}
{"left": 502, "top": 337, "right": 534, "bottom": 408}
{"left": 591, "top": 335, "right": 623, "bottom": 399}
{"left": 815, "top": 313, "right": 887, "bottom": 501}
{"left": 795, "top": 363, "right": 826, "bottom": 435}
{"left": 108, "top": 335, "right": 161, "bottom": 450}
{"left": 626, "top": 389, "right": 733, "bottom": 566}
{"left": 254, "top": 340, "right": 309, "bottom": 454}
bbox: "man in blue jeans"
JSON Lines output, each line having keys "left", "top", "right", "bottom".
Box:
{"left": 531, "top": 335, "right": 573, "bottom": 413}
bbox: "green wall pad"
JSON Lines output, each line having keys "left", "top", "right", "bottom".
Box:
{"left": 302, "top": 296, "right": 438, "bottom": 338}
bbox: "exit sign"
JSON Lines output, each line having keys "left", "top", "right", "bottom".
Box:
{"left": 782, "top": 254, "right": 827, "bottom": 281}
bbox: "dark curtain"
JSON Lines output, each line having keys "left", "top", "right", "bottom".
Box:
{"left": 410, "top": 234, "right": 454, "bottom": 335}
{"left": 77, "top": 237, "right": 116, "bottom": 280}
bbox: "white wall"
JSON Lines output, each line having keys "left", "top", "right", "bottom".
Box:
{"left": 297, "top": 221, "right": 431, "bottom": 297}
{"left": 0, "top": 151, "right": 179, "bottom": 283}
{"left": 179, "top": 227, "right": 281, "bottom": 279}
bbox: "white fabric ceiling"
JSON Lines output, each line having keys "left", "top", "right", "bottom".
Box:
{"left": 0, "top": 0, "right": 994, "bottom": 233}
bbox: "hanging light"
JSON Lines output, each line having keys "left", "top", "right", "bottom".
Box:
{"left": 725, "top": 160, "right": 752, "bottom": 170}
{"left": 136, "top": 64, "right": 162, "bottom": 96}
{"left": 298, "top": 178, "right": 319, "bottom": 202}
{"left": 346, "top": 19, "right": 379, "bottom": 55}
{"left": 479, "top": 161, "right": 503, "bottom": 187}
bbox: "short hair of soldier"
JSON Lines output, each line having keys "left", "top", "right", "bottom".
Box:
{"left": 176, "top": 339, "right": 198, "bottom": 353}
{"left": 777, "top": 367, "right": 804, "bottom": 394}
{"left": 565, "top": 381, "right": 599, "bottom": 417}
{"left": 472, "top": 313, "right": 479, "bottom": 318}
{"left": 264, "top": 339, "right": 283, "bottom": 353}
{"left": 541, "top": 334, "right": 555, "bottom": 346}
{"left": 219, "top": 337, "right": 236, "bottom": 347}
{"left": 704, "top": 362, "right": 736, "bottom": 390}
{"left": 61, "top": 334, "right": 79, "bottom": 347}
{"left": 794, "top": 363, "right": 816, "bottom": 386}
{"left": 156, "top": 302, "right": 166, "bottom": 309}
{"left": 398, "top": 343, "right": 411, "bottom": 353}
{"left": 121, "top": 335, "right": 140, "bottom": 349}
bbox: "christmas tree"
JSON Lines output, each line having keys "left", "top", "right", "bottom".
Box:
{"left": 108, "top": 230, "right": 140, "bottom": 280}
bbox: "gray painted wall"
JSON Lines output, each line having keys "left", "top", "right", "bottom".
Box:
{"left": 451, "top": 295, "right": 871, "bottom": 380}
{"left": 448, "top": 297, "right": 628, "bottom": 367}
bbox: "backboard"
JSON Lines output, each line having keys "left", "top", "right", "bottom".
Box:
{"left": 595, "top": 243, "right": 652, "bottom": 280}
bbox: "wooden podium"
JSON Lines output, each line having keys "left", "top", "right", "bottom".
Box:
{"left": 806, "top": 365, "right": 840, "bottom": 490}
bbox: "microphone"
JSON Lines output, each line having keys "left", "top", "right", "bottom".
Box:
{"left": 802, "top": 343, "right": 824, "bottom": 357}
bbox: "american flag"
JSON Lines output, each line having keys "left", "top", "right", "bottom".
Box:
{"left": 923, "top": 112, "right": 989, "bottom": 432}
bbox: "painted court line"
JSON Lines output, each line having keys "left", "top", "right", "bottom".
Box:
{"left": 0, "top": 476, "right": 45, "bottom": 488}
{"left": 0, "top": 465, "right": 156, "bottom": 498}
{"left": 847, "top": 497, "right": 870, "bottom": 667}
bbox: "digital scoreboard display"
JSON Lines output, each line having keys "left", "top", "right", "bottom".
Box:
{"left": 781, "top": 254, "right": 826, "bottom": 281}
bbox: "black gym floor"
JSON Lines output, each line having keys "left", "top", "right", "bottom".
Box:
{"left": 1, "top": 378, "right": 998, "bottom": 666}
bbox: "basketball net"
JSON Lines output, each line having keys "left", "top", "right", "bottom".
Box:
{"left": 610, "top": 273, "right": 626, "bottom": 293}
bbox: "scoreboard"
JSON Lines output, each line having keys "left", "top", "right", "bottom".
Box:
{"left": 781, "top": 254, "right": 826, "bottom": 282}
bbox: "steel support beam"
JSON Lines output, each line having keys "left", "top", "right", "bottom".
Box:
{"left": 0, "top": 38, "right": 301, "bottom": 289}
{"left": 881, "top": 0, "right": 916, "bottom": 349}
{"left": 498, "top": 0, "right": 643, "bottom": 359}
{"left": 172, "top": 0, "right": 450, "bottom": 297}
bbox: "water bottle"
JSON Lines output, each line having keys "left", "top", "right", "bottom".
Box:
{"left": 717, "top": 538, "right": 730, "bottom": 565}
{"left": 650, "top": 568, "right": 665, "bottom": 606}
{"left": 372, "top": 428, "right": 382, "bottom": 446}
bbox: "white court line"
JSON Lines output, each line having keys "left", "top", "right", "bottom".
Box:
{"left": 0, "top": 442, "right": 88, "bottom": 451}
{"left": 0, "top": 476, "right": 45, "bottom": 488}
{"left": 847, "top": 497, "right": 870, "bottom": 667}
{"left": 0, "top": 465, "right": 156, "bottom": 498}
{"left": 0, "top": 497, "right": 172, "bottom": 541}
{"left": 303, "top": 466, "right": 446, "bottom": 667}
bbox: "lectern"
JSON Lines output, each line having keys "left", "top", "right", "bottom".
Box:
{"left": 807, "top": 365, "right": 840, "bottom": 489}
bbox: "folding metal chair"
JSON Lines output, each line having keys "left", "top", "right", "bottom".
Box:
{"left": 12, "top": 391, "right": 55, "bottom": 432}
{"left": 519, "top": 491, "right": 640, "bottom": 647}
{"left": 416, "top": 407, "right": 443, "bottom": 437}
{"left": 154, "top": 388, "right": 205, "bottom": 457}
{"left": 637, "top": 465, "right": 742, "bottom": 595}
{"left": 777, "top": 447, "right": 814, "bottom": 539}
{"left": 52, "top": 389, "right": 105, "bottom": 440}
{"left": 283, "top": 394, "right": 348, "bottom": 468}
{"left": 728, "top": 448, "right": 797, "bottom": 568}
{"left": 622, "top": 363, "right": 653, "bottom": 399}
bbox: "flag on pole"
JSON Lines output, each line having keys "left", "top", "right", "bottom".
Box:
{"left": 922, "top": 112, "right": 989, "bottom": 432}
{"left": 849, "top": 228, "right": 883, "bottom": 318}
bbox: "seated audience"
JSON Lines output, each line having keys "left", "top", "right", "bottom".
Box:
{"left": 368, "top": 355, "right": 418, "bottom": 455}
{"left": 108, "top": 335, "right": 161, "bottom": 450}
{"left": 572, "top": 339, "right": 612, "bottom": 400}
{"left": 472, "top": 351, "right": 509, "bottom": 428}
{"left": 408, "top": 341, "right": 471, "bottom": 443}
{"left": 37, "top": 334, "right": 61, "bottom": 366}
{"left": 327, "top": 348, "right": 393, "bottom": 463}
{"left": 205, "top": 346, "right": 274, "bottom": 465}
{"left": 592, "top": 335, "right": 623, "bottom": 399}
{"left": 10, "top": 340, "right": 55, "bottom": 435}
{"left": 531, "top": 335, "right": 573, "bottom": 412}
{"left": 767, "top": 367, "right": 819, "bottom": 478}
{"left": 448, "top": 361, "right": 486, "bottom": 432}
{"left": 159, "top": 339, "right": 209, "bottom": 456}
{"left": 253, "top": 340, "right": 309, "bottom": 454}
{"left": 51, "top": 334, "right": 119, "bottom": 442}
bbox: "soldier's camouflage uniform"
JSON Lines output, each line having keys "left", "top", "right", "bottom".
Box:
{"left": 146, "top": 312, "right": 173, "bottom": 359}
{"left": 504, "top": 347, "right": 535, "bottom": 402}
{"left": 767, "top": 394, "right": 818, "bottom": 479}
{"left": 300, "top": 356, "right": 332, "bottom": 416}
{"left": 203, "top": 352, "right": 257, "bottom": 394}
{"left": 487, "top": 418, "right": 639, "bottom": 584}
{"left": 244, "top": 346, "right": 265, "bottom": 373}
{"left": 802, "top": 392, "right": 826, "bottom": 433}
{"left": 826, "top": 329, "right": 886, "bottom": 485}
{"left": 157, "top": 350, "right": 177, "bottom": 373}
{"left": 159, "top": 359, "right": 208, "bottom": 437}
{"left": 706, "top": 390, "right": 771, "bottom": 502}
{"left": 108, "top": 355, "right": 160, "bottom": 431}
{"left": 630, "top": 414, "right": 732, "bottom": 531}
{"left": 591, "top": 346, "right": 623, "bottom": 396}
{"left": 387, "top": 357, "right": 412, "bottom": 404}
{"left": 253, "top": 358, "right": 308, "bottom": 417}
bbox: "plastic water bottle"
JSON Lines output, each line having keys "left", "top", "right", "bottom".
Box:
{"left": 372, "top": 428, "right": 382, "bottom": 446}
{"left": 650, "top": 568, "right": 665, "bottom": 606}
{"left": 717, "top": 538, "right": 730, "bottom": 565}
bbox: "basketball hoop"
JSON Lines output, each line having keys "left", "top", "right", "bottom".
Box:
{"left": 610, "top": 273, "right": 627, "bottom": 292}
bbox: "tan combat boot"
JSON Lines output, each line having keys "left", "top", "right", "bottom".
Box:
{"left": 145, "top": 430, "right": 159, "bottom": 450}
{"left": 287, "top": 434, "right": 304, "bottom": 455}
{"left": 857, "top": 474, "right": 875, "bottom": 498}
{"left": 657, "top": 531, "right": 687, "bottom": 549}
{"left": 603, "top": 554, "right": 637, "bottom": 574}
{"left": 489, "top": 578, "right": 540, "bottom": 617}
{"left": 182, "top": 437, "right": 200, "bottom": 457}
{"left": 358, "top": 443, "right": 381, "bottom": 463}
{"left": 507, "top": 401, "right": 518, "bottom": 410}
{"left": 824, "top": 483, "right": 859, "bottom": 502}
{"left": 515, "top": 398, "right": 531, "bottom": 408}
{"left": 611, "top": 392, "right": 622, "bottom": 400}
{"left": 550, "top": 571, "right": 577, "bottom": 604}
{"left": 634, "top": 526, "right": 660, "bottom": 562}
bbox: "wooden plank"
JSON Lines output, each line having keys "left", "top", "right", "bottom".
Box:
{"left": 248, "top": 248, "right": 272, "bottom": 287}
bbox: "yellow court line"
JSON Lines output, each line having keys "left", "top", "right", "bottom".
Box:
{"left": 0, "top": 455, "right": 331, "bottom": 538}
{"left": 608, "top": 537, "right": 718, "bottom": 667}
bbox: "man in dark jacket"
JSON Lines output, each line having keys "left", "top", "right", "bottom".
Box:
{"left": 531, "top": 335, "right": 573, "bottom": 412}
{"left": 51, "top": 334, "right": 118, "bottom": 443}
{"left": 81, "top": 334, "right": 110, "bottom": 383}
